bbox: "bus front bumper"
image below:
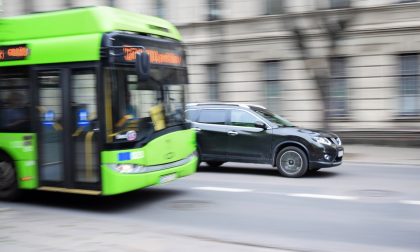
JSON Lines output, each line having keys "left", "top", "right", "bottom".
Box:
{"left": 101, "top": 154, "right": 197, "bottom": 196}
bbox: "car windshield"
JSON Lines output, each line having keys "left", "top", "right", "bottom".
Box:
{"left": 250, "top": 106, "right": 295, "bottom": 127}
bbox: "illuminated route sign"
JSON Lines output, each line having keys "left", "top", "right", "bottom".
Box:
{"left": 107, "top": 34, "right": 185, "bottom": 67}
{"left": 123, "top": 47, "right": 182, "bottom": 66}
{"left": 0, "top": 45, "right": 30, "bottom": 61}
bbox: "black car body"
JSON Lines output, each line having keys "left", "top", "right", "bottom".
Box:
{"left": 186, "top": 103, "right": 344, "bottom": 177}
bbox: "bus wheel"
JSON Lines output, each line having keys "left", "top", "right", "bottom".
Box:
{"left": 0, "top": 157, "right": 19, "bottom": 200}
{"left": 194, "top": 147, "right": 202, "bottom": 171}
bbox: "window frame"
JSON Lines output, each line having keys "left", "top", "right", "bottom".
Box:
{"left": 263, "top": 61, "right": 282, "bottom": 115}
{"left": 265, "top": 0, "right": 284, "bottom": 15}
{"left": 0, "top": 67, "right": 32, "bottom": 132}
{"left": 328, "top": 56, "right": 348, "bottom": 118}
{"left": 399, "top": 53, "right": 420, "bottom": 117}
{"left": 208, "top": 0, "right": 221, "bottom": 21}
{"left": 329, "top": 0, "right": 351, "bottom": 9}
{"left": 207, "top": 64, "right": 220, "bottom": 101}
{"left": 196, "top": 108, "right": 227, "bottom": 125}
{"left": 228, "top": 109, "right": 262, "bottom": 128}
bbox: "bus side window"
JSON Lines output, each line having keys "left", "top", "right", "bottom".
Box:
{"left": 71, "top": 69, "right": 97, "bottom": 132}
{"left": 0, "top": 72, "right": 30, "bottom": 132}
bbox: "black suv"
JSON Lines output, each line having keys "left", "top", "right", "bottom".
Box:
{"left": 186, "top": 103, "right": 344, "bottom": 177}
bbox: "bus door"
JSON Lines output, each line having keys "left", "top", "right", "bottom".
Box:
{"left": 35, "top": 67, "right": 100, "bottom": 190}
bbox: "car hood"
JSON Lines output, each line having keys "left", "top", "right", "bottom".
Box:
{"left": 273, "top": 127, "right": 339, "bottom": 138}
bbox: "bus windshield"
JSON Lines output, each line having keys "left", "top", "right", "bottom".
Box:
{"left": 106, "top": 66, "right": 187, "bottom": 143}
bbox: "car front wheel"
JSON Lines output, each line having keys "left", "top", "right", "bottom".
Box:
{"left": 276, "top": 146, "right": 308, "bottom": 178}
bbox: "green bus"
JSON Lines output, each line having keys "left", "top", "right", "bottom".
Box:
{"left": 0, "top": 6, "right": 197, "bottom": 199}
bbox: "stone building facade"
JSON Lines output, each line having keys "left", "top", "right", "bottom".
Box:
{"left": 2, "top": 0, "right": 420, "bottom": 144}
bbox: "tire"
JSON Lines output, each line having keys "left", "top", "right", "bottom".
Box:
{"left": 0, "top": 156, "right": 20, "bottom": 200}
{"left": 205, "top": 161, "right": 225, "bottom": 167}
{"left": 276, "top": 146, "right": 308, "bottom": 178}
{"left": 195, "top": 148, "right": 202, "bottom": 170}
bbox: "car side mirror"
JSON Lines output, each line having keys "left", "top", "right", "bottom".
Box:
{"left": 135, "top": 51, "right": 150, "bottom": 81}
{"left": 254, "top": 121, "right": 267, "bottom": 129}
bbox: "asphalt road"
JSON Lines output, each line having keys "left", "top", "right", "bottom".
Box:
{"left": 1, "top": 162, "right": 420, "bottom": 252}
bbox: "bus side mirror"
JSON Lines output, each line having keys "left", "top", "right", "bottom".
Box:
{"left": 135, "top": 52, "right": 150, "bottom": 81}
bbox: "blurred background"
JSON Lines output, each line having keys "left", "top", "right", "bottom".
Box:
{"left": 1, "top": 0, "right": 420, "bottom": 146}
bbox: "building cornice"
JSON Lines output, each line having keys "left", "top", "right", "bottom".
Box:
{"left": 176, "top": 2, "right": 420, "bottom": 28}
{"left": 179, "top": 2, "right": 420, "bottom": 47}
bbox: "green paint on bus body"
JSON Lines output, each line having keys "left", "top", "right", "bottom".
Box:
{"left": 0, "top": 133, "right": 38, "bottom": 189}
{"left": 0, "top": 6, "right": 182, "bottom": 67}
{"left": 101, "top": 129, "right": 197, "bottom": 195}
{"left": 0, "top": 7, "right": 195, "bottom": 195}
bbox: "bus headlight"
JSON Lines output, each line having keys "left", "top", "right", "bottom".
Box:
{"left": 108, "top": 164, "right": 145, "bottom": 174}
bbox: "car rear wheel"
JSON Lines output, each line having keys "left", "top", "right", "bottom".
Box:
{"left": 0, "top": 156, "right": 20, "bottom": 200}
{"left": 205, "top": 161, "right": 225, "bottom": 167}
{"left": 276, "top": 147, "right": 308, "bottom": 178}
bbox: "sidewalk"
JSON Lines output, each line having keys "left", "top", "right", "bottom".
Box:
{"left": 343, "top": 144, "right": 420, "bottom": 166}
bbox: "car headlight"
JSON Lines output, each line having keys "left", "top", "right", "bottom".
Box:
{"left": 108, "top": 164, "right": 145, "bottom": 174}
{"left": 313, "top": 137, "right": 332, "bottom": 146}
{"left": 336, "top": 137, "right": 342, "bottom": 146}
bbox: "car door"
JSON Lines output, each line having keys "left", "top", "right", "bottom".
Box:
{"left": 226, "top": 109, "right": 272, "bottom": 163}
{"left": 190, "top": 109, "right": 228, "bottom": 161}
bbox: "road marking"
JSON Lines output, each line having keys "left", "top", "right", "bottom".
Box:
{"left": 285, "top": 193, "right": 358, "bottom": 201}
{"left": 192, "top": 187, "right": 254, "bottom": 193}
{"left": 400, "top": 200, "right": 420, "bottom": 206}
{"left": 191, "top": 188, "right": 420, "bottom": 206}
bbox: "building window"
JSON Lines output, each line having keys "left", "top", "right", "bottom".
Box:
{"left": 329, "top": 57, "right": 348, "bottom": 117}
{"left": 208, "top": 0, "right": 221, "bottom": 21}
{"left": 208, "top": 64, "right": 219, "bottom": 101}
{"left": 399, "top": 0, "right": 418, "bottom": 3}
{"left": 23, "top": 0, "right": 34, "bottom": 14}
{"left": 108, "top": 0, "right": 115, "bottom": 7}
{"left": 65, "top": 0, "right": 73, "bottom": 8}
{"left": 266, "top": 0, "right": 284, "bottom": 15}
{"left": 330, "top": 0, "right": 351, "bottom": 9}
{"left": 400, "top": 54, "right": 419, "bottom": 116}
{"left": 264, "top": 61, "right": 281, "bottom": 114}
{"left": 155, "top": 0, "right": 165, "bottom": 18}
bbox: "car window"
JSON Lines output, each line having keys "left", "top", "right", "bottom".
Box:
{"left": 249, "top": 106, "right": 294, "bottom": 127}
{"left": 198, "top": 109, "right": 226, "bottom": 125}
{"left": 230, "top": 110, "right": 259, "bottom": 127}
{"left": 185, "top": 109, "right": 199, "bottom": 122}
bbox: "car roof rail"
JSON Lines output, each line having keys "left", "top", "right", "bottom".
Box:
{"left": 186, "top": 102, "right": 268, "bottom": 110}
{"left": 246, "top": 104, "right": 267, "bottom": 109}
{"left": 187, "top": 102, "right": 243, "bottom": 107}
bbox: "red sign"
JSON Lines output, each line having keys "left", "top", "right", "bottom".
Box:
{"left": 0, "top": 45, "right": 30, "bottom": 62}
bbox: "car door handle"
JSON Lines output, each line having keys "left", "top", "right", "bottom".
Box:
{"left": 227, "top": 131, "right": 238, "bottom": 136}
{"left": 192, "top": 127, "right": 201, "bottom": 132}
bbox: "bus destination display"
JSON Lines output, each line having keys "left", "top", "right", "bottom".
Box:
{"left": 0, "top": 45, "right": 30, "bottom": 61}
